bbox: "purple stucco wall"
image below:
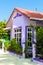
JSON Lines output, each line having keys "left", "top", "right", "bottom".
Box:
{"left": 30, "top": 19, "right": 43, "bottom": 27}
{"left": 11, "top": 12, "right": 30, "bottom": 43}
{"left": 36, "top": 21, "right": 43, "bottom": 27}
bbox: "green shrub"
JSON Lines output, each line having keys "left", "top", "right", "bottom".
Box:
{"left": 8, "top": 38, "right": 22, "bottom": 54}
{"left": 36, "top": 27, "right": 43, "bottom": 59}
{"left": 4, "top": 41, "right": 10, "bottom": 51}
{"left": 0, "top": 41, "right": 2, "bottom": 48}
{"left": 8, "top": 38, "right": 16, "bottom": 52}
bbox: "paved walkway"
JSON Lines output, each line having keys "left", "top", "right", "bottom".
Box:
{"left": 0, "top": 49, "right": 41, "bottom": 65}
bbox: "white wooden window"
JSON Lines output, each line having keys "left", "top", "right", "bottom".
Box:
{"left": 14, "top": 28, "right": 21, "bottom": 45}
{"left": 27, "top": 27, "right": 32, "bottom": 46}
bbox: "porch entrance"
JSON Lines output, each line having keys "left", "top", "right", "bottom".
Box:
{"left": 25, "top": 27, "right": 32, "bottom": 58}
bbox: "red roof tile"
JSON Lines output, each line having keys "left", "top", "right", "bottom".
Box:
{"left": 6, "top": 8, "right": 43, "bottom": 27}
{"left": 15, "top": 8, "right": 43, "bottom": 18}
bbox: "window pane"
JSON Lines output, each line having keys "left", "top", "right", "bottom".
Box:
{"left": 17, "top": 38, "right": 18, "bottom": 42}
{"left": 28, "top": 28, "right": 29, "bottom": 31}
{"left": 15, "top": 34, "right": 16, "bottom": 38}
{"left": 28, "top": 33, "right": 29, "bottom": 37}
{"left": 19, "top": 38, "right": 21, "bottom": 45}
{"left": 19, "top": 38, "right": 21, "bottom": 42}
{"left": 17, "top": 34, "right": 18, "bottom": 37}
{"left": 15, "top": 30, "right": 16, "bottom": 32}
{"left": 29, "top": 33, "right": 31, "bottom": 37}
{"left": 29, "top": 28, "right": 31, "bottom": 31}
{"left": 19, "top": 33, "right": 21, "bottom": 37}
{"left": 19, "top": 29, "right": 21, "bottom": 32}
{"left": 17, "top": 29, "right": 18, "bottom": 32}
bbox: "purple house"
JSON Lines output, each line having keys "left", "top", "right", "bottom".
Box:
{"left": 6, "top": 8, "right": 43, "bottom": 58}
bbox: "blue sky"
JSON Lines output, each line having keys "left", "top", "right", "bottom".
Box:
{"left": 0, "top": 0, "right": 43, "bottom": 21}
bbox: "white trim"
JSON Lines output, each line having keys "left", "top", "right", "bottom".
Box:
{"left": 30, "top": 17, "right": 43, "bottom": 20}
{"left": 4, "top": 27, "right": 11, "bottom": 30}
{"left": 32, "top": 44, "right": 36, "bottom": 58}
{"left": 34, "top": 30, "right": 36, "bottom": 43}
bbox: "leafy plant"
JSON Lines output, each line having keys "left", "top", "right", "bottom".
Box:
{"left": 0, "top": 20, "right": 10, "bottom": 40}
{"left": 4, "top": 41, "right": 10, "bottom": 51}
{"left": 36, "top": 27, "right": 43, "bottom": 59}
{"left": 8, "top": 38, "right": 22, "bottom": 54}
{"left": 0, "top": 40, "right": 2, "bottom": 48}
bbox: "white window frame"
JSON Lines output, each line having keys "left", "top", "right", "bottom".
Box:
{"left": 27, "top": 27, "right": 32, "bottom": 46}
{"left": 14, "top": 28, "right": 22, "bottom": 44}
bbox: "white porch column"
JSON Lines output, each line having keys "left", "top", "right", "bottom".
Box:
{"left": 21, "top": 26, "right": 25, "bottom": 58}
{"left": 10, "top": 19, "right": 14, "bottom": 40}
{"left": 32, "top": 29, "right": 36, "bottom": 59}
{"left": 22, "top": 43, "right": 25, "bottom": 58}
{"left": 10, "top": 27, "right": 14, "bottom": 40}
{"left": 2, "top": 42, "right": 4, "bottom": 52}
{"left": 32, "top": 44, "right": 36, "bottom": 59}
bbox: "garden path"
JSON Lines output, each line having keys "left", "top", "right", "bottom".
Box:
{"left": 0, "top": 49, "right": 41, "bottom": 65}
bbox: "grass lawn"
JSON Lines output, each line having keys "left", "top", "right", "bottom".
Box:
{"left": 0, "top": 51, "right": 39, "bottom": 65}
